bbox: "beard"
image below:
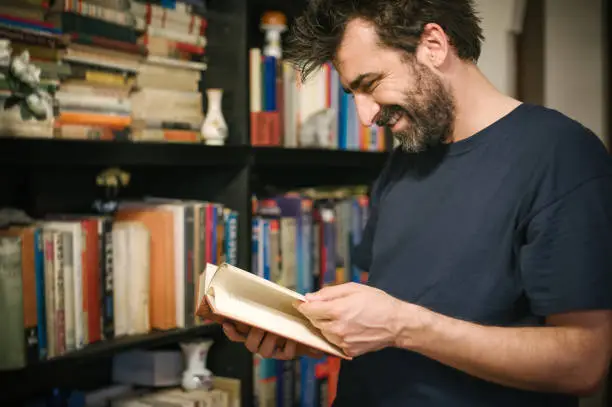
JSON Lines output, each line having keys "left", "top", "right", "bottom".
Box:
{"left": 376, "top": 60, "right": 456, "bottom": 153}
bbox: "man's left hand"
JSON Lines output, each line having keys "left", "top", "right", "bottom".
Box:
{"left": 296, "top": 282, "right": 406, "bottom": 357}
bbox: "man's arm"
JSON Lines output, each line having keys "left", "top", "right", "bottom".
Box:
{"left": 396, "top": 305, "right": 612, "bottom": 396}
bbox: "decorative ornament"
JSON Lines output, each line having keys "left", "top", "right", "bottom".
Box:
{"left": 0, "top": 39, "right": 54, "bottom": 121}
{"left": 179, "top": 339, "right": 215, "bottom": 391}
{"left": 200, "top": 88, "right": 228, "bottom": 145}
{"left": 93, "top": 167, "right": 131, "bottom": 214}
{"left": 260, "top": 11, "right": 287, "bottom": 59}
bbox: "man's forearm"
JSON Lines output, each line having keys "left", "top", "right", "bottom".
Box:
{"left": 394, "top": 303, "right": 608, "bottom": 395}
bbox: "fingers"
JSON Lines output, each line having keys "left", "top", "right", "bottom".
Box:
{"left": 244, "top": 327, "right": 266, "bottom": 353}
{"left": 195, "top": 301, "right": 226, "bottom": 325}
{"left": 195, "top": 300, "right": 213, "bottom": 317}
{"left": 304, "top": 282, "right": 359, "bottom": 302}
{"left": 204, "top": 314, "right": 226, "bottom": 325}
{"left": 222, "top": 323, "right": 309, "bottom": 361}
{"left": 222, "top": 322, "right": 247, "bottom": 342}
{"left": 277, "top": 339, "right": 297, "bottom": 360}
{"left": 297, "top": 299, "right": 338, "bottom": 321}
{"left": 234, "top": 321, "right": 251, "bottom": 335}
{"left": 258, "top": 332, "right": 280, "bottom": 358}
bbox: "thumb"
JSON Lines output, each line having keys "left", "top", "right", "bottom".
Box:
{"left": 305, "top": 282, "right": 360, "bottom": 301}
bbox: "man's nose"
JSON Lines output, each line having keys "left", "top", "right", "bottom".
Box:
{"left": 354, "top": 94, "right": 380, "bottom": 127}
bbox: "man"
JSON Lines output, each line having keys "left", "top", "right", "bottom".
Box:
{"left": 199, "top": 0, "right": 612, "bottom": 405}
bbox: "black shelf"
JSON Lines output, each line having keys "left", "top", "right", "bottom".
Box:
{"left": 251, "top": 146, "right": 390, "bottom": 169}
{"left": 0, "top": 137, "right": 250, "bottom": 167}
{"left": 43, "top": 323, "right": 221, "bottom": 365}
{"left": 250, "top": 147, "right": 390, "bottom": 191}
{"left": 0, "top": 324, "right": 223, "bottom": 404}
{"left": 0, "top": 138, "right": 391, "bottom": 170}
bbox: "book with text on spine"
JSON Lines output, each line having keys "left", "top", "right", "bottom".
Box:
{"left": 196, "top": 262, "right": 350, "bottom": 360}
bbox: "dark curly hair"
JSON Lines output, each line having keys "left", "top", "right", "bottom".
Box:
{"left": 285, "top": 0, "right": 485, "bottom": 82}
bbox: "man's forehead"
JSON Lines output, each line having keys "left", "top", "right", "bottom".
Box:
{"left": 335, "top": 19, "right": 383, "bottom": 87}
{"left": 336, "top": 19, "right": 380, "bottom": 65}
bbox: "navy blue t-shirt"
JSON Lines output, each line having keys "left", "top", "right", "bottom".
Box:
{"left": 334, "top": 103, "right": 612, "bottom": 407}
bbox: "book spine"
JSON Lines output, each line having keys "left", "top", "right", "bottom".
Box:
{"left": 314, "top": 357, "right": 330, "bottom": 407}
{"left": 224, "top": 209, "right": 238, "bottom": 266}
{"left": 184, "top": 205, "right": 195, "bottom": 328}
{"left": 43, "top": 231, "right": 56, "bottom": 358}
{"left": 251, "top": 218, "right": 260, "bottom": 277}
{"left": 101, "top": 217, "right": 114, "bottom": 340}
{"left": 53, "top": 232, "right": 66, "bottom": 357}
{"left": 275, "top": 359, "right": 296, "bottom": 407}
{"left": 61, "top": 231, "right": 76, "bottom": 353}
{"left": 299, "top": 356, "right": 316, "bottom": 407}
{"left": 0, "top": 236, "right": 26, "bottom": 369}
{"left": 19, "top": 229, "right": 39, "bottom": 365}
{"left": 34, "top": 228, "right": 48, "bottom": 360}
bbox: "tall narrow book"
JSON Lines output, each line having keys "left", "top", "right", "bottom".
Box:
{"left": 196, "top": 263, "right": 350, "bottom": 360}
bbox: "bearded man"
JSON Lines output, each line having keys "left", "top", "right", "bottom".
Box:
{"left": 200, "top": 1, "right": 612, "bottom": 406}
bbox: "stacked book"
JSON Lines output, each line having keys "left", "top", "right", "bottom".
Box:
{"left": 45, "top": 0, "right": 146, "bottom": 141}
{"left": 129, "top": 0, "right": 208, "bottom": 143}
{"left": 0, "top": 0, "right": 66, "bottom": 139}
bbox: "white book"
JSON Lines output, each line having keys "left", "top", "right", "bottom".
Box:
{"left": 197, "top": 262, "right": 350, "bottom": 360}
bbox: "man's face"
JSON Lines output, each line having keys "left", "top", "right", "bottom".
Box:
{"left": 335, "top": 19, "right": 455, "bottom": 153}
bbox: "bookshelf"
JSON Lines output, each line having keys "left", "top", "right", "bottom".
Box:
{"left": 0, "top": 0, "right": 391, "bottom": 406}
{"left": 0, "top": 137, "right": 389, "bottom": 406}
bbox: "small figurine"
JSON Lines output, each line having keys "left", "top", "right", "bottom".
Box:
{"left": 0, "top": 41, "right": 54, "bottom": 121}
{"left": 260, "top": 11, "right": 287, "bottom": 59}
{"left": 298, "top": 108, "right": 337, "bottom": 148}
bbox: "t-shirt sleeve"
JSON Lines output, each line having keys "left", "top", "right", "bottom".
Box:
{"left": 519, "top": 175, "right": 612, "bottom": 316}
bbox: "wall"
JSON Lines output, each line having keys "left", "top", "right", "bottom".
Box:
{"left": 544, "top": 0, "right": 607, "bottom": 145}
{"left": 474, "top": 0, "right": 520, "bottom": 97}
{"left": 475, "top": 0, "right": 607, "bottom": 146}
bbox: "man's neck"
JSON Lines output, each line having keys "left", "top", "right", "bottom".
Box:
{"left": 449, "top": 62, "right": 521, "bottom": 143}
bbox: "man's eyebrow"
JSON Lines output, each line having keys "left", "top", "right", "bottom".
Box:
{"left": 341, "top": 72, "right": 383, "bottom": 93}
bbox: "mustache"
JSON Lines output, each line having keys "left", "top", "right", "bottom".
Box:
{"left": 376, "top": 105, "right": 412, "bottom": 127}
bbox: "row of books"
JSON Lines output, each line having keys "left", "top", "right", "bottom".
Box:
{"left": 250, "top": 188, "right": 370, "bottom": 407}
{"left": 0, "top": 0, "right": 208, "bottom": 142}
{"left": 0, "top": 198, "right": 238, "bottom": 370}
{"left": 249, "top": 48, "right": 387, "bottom": 152}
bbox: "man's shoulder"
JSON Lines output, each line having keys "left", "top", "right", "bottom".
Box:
{"left": 506, "top": 104, "right": 612, "bottom": 215}
{"left": 515, "top": 103, "right": 608, "bottom": 160}
{"left": 512, "top": 103, "right": 612, "bottom": 181}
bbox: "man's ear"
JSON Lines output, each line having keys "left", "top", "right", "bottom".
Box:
{"left": 415, "top": 22, "right": 450, "bottom": 68}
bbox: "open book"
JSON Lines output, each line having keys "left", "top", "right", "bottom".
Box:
{"left": 196, "top": 263, "right": 351, "bottom": 360}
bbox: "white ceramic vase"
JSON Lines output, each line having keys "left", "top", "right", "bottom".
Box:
{"left": 179, "top": 339, "right": 215, "bottom": 391}
{"left": 201, "top": 88, "right": 228, "bottom": 145}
